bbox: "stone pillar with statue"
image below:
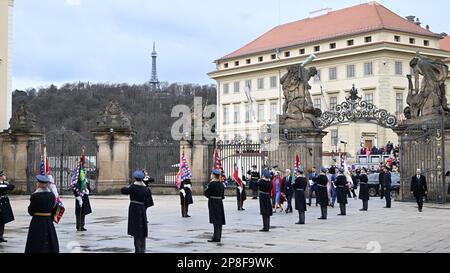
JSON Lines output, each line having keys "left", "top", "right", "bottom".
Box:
{"left": 394, "top": 52, "right": 450, "bottom": 203}
{"left": 92, "top": 101, "right": 134, "bottom": 194}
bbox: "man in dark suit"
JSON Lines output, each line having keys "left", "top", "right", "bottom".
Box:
{"left": 411, "top": 169, "right": 428, "bottom": 212}
{"left": 283, "top": 169, "right": 294, "bottom": 213}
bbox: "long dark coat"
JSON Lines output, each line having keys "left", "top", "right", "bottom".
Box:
{"left": 0, "top": 182, "right": 15, "bottom": 225}
{"left": 248, "top": 171, "right": 260, "bottom": 191}
{"left": 411, "top": 175, "right": 428, "bottom": 198}
{"left": 180, "top": 179, "right": 193, "bottom": 205}
{"left": 313, "top": 174, "right": 329, "bottom": 206}
{"left": 359, "top": 174, "right": 370, "bottom": 201}
{"left": 335, "top": 175, "right": 348, "bottom": 205}
{"left": 293, "top": 176, "right": 307, "bottom": 212}
{"left": 73, "top": 183, "right": 92, "bottom": 216}
{"left": 25, "top": 189, "right": 59, "bottom": 253}
{"left": 204, "top": 180, "right": 226, "bottom": 225}
{"left": 236, "top": 179, "right": 247, "bottom": 203}
{"left": 256, "top": 178, "right": 273, "bottom": 216}
{"left": 121, "top": 182, "right": 154, "bottom": 238}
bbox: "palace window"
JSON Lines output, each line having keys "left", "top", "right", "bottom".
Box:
{"left": 394, "top": 35, "right": 401, "bottom": 42}
{"left": 270, "top": 76, "right": 278, "bottom": 88}
{"left": 234, "top": 104, "right": 240, "bottom": 124}
{"left": 245, "top": 103, "right": 251, "bottom": 122}
{"left": 234, "top": 81, "right": 240, "bottom": 93}
{"left": 257, "top": 104, "right": 265, "bottom": 122}
{"left": 235, "top": 61, "right": 240, "bottom": 66}
{"left": 314, "top": 46, "right": 321, "bottom": 52}
{"left": 424, "top": 40, "right": 430, "bottom": 46}
{"left": 314, "top": 98, "right": 321, "bottom": 110}
{"left": 364, "top": 62, "right": 373, "bottom": 76}
{"left": 396, "top": 93, "right": 404, "bottom": 114}
{"left": 223, "top": 83, "right": 229, "bottom": 94}
{"left": 224, "top": 63, "right": 229, "bottom": 68}
{"left": 299, "top": 48, "right": 305, "bottom": 55}
{"left": 284, "top": 51, "right": 291, "bottom": 57}
{"left": 329, "top": 43, "right": 336, "bottom": 49}
{"left": 329, "top": 67, "right": 337, "bottom": 80}
{"left": 258, "top": 56, "right": 264, "bottom": 62}
{"left": 347, "top": 64, "right": 355, "bottom": 78}
{"left": 365, "top": 36, "right": 372, "bottom": 43}
{"left": 246, "top": 59, "right": 251, "bottom": 64}
{"left": 331, "top": 130, "right": 338, "bottom": 147}
{"left": 270, "top": 102, "right": 278, "bottom": 121}
{"left": 347, "top": 39, "right": 354, "bottom": 46}
{"left": 330, "top": 97, "right": 338, "bottom": 110}
{"left": 409, "top": 38, "right": 416, "bottom": 44}
{"left": 314, "top": 69, "right": 321, "bottom": 82}
{"left": 245, "top": 80, "right": 252, "bottom": 92}
{"left": 257, "top": 78, "right": 265, "bottom": 90}
{"left": 364, "top": 93, "right": 374, "bottom": 104}
{"left": 223, "top": 106, "right": 229, "bottom": 125}
{"left": 395, "top": 61, "right": 403, "bottom": 75}
{"left": 271, "top": 54, "right": 276, "bottom": 60}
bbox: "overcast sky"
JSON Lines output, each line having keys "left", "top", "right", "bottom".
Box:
{"left": 11, "top": 0, "right": 449, "bottom": 90}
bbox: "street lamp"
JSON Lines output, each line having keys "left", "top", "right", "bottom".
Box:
{"left": 340, "top": 141, "right": 348, "bottom": 153}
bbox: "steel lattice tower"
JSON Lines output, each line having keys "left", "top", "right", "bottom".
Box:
{"left": 149, "top": 42, "right": 160, "bottom": 91}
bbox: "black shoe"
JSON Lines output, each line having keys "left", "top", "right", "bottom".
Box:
{"left": 252, "top": 197, "right": 257, "bottom": 200}
{"left": 295, "top": 222, "right": 305, "bottom": 225}
{"left": 186, "top": 215, "right": 191, "bottom": 218}
{"left": 241, "top": 208, "right": 245, "bottom": 211}
{"left": 317, "top": 217, "right": 326, "bottom": 220}
{"left": 208, "top": 239, "right": 220, "bottom": 243}
{"left": 81, "top": 228, "right": 87, "bottom": 231}
{"left": 259, "top": 229, "right": 269, "bottom": 232}
{"left": 419, "top": 209, "right": 422, "bottom": 212}
{"left": 359, "top": 209, "right": 367, "bottom": 211}
{"left": 337, "top": 214, "right": 346, "bottom": 216}
{"left": 0, "top": 238, "right": 7, "bottom": 243}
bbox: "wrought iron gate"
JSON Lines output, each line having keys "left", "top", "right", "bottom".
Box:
{"left": 215, "top": 143, "right": 265, "bottom": 179}
{"left": 129, "top": 142, "right": 179, "bottom": 185}
{"left": 399, "top": 118, "right": 446, "bottom": 203}
{"left": 27, "top": 129, "right": 98, "bottom": 194}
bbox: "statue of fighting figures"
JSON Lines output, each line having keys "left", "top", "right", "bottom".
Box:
{"left": 405, "top": 52, "right": 449, "bottom": 119}
{"left": 280, "top": 57, "right": 321, "bottom": 128}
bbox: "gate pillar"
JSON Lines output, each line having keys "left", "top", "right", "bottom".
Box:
{"left": 92, "top": 101, "right": 133, "bottom": 194}
{"left": 0, "top": 104, "right": 43, "bottom": 193}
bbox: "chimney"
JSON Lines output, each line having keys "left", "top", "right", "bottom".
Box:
{"left": 415, "top": 18, "right": 421, "bottom": 27}
{"left": 406, "top": 15, "right": 416, "bottom": 22}
{"left": 426, "top": 25, "right": 430, "bottom": 31}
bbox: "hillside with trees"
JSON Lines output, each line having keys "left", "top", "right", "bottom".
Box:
{"left": 12, "top": 82, "right": 217, "bottom": 143}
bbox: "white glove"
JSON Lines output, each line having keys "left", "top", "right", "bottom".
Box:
{"left": 243, "top": 181, "right": 247, "bottom": 186}
{"left": 180, "top": 189, "right": 186, "bottom": 197}
{"left": 238, "top": 187, "right": 243, "bottom": 194}
{"left": 76, "top": 196, "right": 83, "bottom": 207}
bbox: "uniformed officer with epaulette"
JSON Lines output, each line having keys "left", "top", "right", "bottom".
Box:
{"left": 121, "top": 170, "right": 154, "bottom": 253}
{"left": 255, "top": 169, "right": 273, "bottom": 232}
{"left": 0, "top": 169, "right": 15, "bottom": 243}
{"left": 247, "top": 165, "right": 261, "bottom": 200}
{"left": 312, "top": 167, "right": 329, "bottom": 220}
{"left": 25, "top": 175, "right": 59, "bottom": 253}
{"left": 204, "top": 169, "right": 225, "bottom": 243}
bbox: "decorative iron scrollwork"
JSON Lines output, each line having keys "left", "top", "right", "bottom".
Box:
{"left": 317, "top": 85, "right": 398, "bottom": 128}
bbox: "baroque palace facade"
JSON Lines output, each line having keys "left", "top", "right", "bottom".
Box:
{"left": 0, "top": 0, "right": 14, "bottom": 131}
{"left": 208, "top": 1, "right": 450, "bottom": 164}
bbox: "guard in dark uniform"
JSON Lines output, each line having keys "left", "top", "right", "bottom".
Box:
{"left": 72, "top": 177, "right": 92, "bottom": 232}
{"left": 0, "top": 170, "right": 14, "bottom": 243}
{"left": 25, "top": 175, "right": 59, "bottom": 253}
{"left": 383, "top": 166, "right": 392, "bottom": 208}
{"left": 121, "top": 170, "right": 154, "bottom": 253}
{"left": 378, "top": 166, "right": 385, "bottom": 199}
{"left": 180, "top": 178, "right": 193, "bottom": 217}
{"left": 248, "top": 165, "right": 260, "bottom": 199}
{"left": 293, "top": 167, "right": 307, "bottom": 224}
{"left": 335, "top": 168, "right": 348, "bottom": 216}
{"left": 143, "top": 169, "right": 155, "bottom": 187}
{"left": 204, "top": 169, "right": 225, "bottom": 242}
{"left": 312, "top": 167, "right": 329, "bottom": 220}
{"left": 255, "top": 170, "right": 273, "bottom": 231}
{"left": 236, "top": 178, "right": 247, "bottom": 211}
{"left": 359, "top": 168, "right": 370, "bottom": 211}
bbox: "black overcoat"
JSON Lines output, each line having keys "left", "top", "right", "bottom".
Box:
{"left": 293, "top": 176, "right": 307, "bottom": 212}
{"left": 255, "top": 178, "right": 273, "bottom": 216}
{"left": 204, "top": 180, "right": 226, "bottom": 225}
{"left": 121, "top": 182, "right": 154, "bottom": 237}
{"left": 335, "top": 175, "right": 348, "bottom": 204}
{"left": 0, "top": 182, "right": 15, "bottom": 225}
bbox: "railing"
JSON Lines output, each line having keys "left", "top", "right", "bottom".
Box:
{"left": 357, "top": 155, "right": 392, "bottom": 164}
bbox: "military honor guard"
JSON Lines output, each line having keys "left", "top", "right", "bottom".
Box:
{"left": 204, "top": 169, "right": 226, "bottom": 243}
{"left": 233, "top": 161, "right": 246, "bottom": 211}
{"left": 256, "top": 170, "right": 273, "bottom": 232}
{"left": 180, "top": 178, "right": 193, "bottom": 217}
{"left": 313, "top": 167, "right": 329, "bottom": 220}
{"left": 0, "top": 170, "right": 15, "bottom": 243}
{"left": 71, "top": 173, "right": 92, "bottom": 232}
{"left": 359, "top": 168, "right": 370, "bottom": 211}
{"left": 335, "top": 168, "right": 348, "bottom": 216}
{"left": 25, "top": 175, "right": 59, "bottom": 253}
{"left": 143, "top": 169, "right": 155, "bottom": 187}
{"left": 247, "top": 165, "right": 260, "bottom": 199}
{"left": 293, "top": 167, "right": 307, "bottom": 225}
{"left": 121, "top": 170, "right": 154, "bottom": 253}
{"left": 411, "top": 169, "right": 428, "bottom": 212}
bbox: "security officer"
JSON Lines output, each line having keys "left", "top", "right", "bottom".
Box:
{"left": 204, "top": 169, "right": 226, "bottom": 243}
{"left": 0, "top": 169, "right": 15, "bottom": 243}
{"left": 25, "top": 175, "right": 59, "bottom": 253}
{"left": 293, "top": 167, "right": 307, "bottom": 224}
{"left": 359, "top": 168, "right": 370, "bottom": 211}
{"left": 312, "top": 167, "right": 329, "bottom": 220}
{"left": 121, "top": 170, "right": 154, "bottom": 253}
{"left": 247, "top": 165, "right": 260, "bottom": 200}
{"left": 255, "top": 169, "right": 273, "bottom": 231}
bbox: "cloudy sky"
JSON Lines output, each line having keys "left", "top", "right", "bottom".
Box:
{"left": 11, "top": 0, "right": 449, "bottom": 90}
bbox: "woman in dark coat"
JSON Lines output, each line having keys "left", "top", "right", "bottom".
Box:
{"left": 0, "top": 170, "right": 15, "bottom": 243}
{"left": 255, "top": 169, "right": 273, "bottom": 232}
{"left": 180, "top": 179, "right": 194, "bottom": 217}
{"left": 312, "top": 167, "right": 329, "bottom": 220}
{"left": 359, "top": 168, "right": 370, "bottom": 211}
{"left": 293, "top": 168, "right": 307, "bottom": 225}
{"left": 204, "top": 169, "right": 225, "bottom": 243}
{"left": 72, "top": 180, "right": 92, "bottom": 232}
{"left": 335, "top": 168, "right": 348, "bottom": 216}
{"left": 121, "top": 170, "right": 154, "bottom": 253}
{"left": 25, "top": 175, "right": 59, "bottom": 253}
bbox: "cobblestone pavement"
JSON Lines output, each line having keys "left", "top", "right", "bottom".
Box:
{"left": 1, "top": 194, "right": 449, "bottom": 253}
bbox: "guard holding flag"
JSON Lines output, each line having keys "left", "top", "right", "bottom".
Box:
{"left": 0, "top": 170, "right": 14, "bottom": 243}
{"left": 204, "top": 169, "right": 225, "bottom": 243}
{"left": 234, "top": 160, "right": 246, "bottom": 211}
{"left": 121, "top": 170, "right": 154, "bottom": 253}
{"left": 25, "top": 175, "right": 59, "bottom": 253}
{"left": 71, "top": 154, "right": 92, "bottom": 232}
{"left": 180, "top": 179, "right": 193, "bottom": 217}
{"left": 247, "top": 165, "right": 260, "bottom": 199}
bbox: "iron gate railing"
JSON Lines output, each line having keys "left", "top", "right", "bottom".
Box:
{"left": 129, "top": 142, "right": 179, "bottom": 185}
{"left": 399, "top": 118, "right": 446, "bottom": 203}
{"left": 215, "top": 143, "right": 265, "bottom": 179}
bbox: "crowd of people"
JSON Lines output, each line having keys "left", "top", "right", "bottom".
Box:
{"left": 358, "top": 141, "right": 399, "bottom": 157}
